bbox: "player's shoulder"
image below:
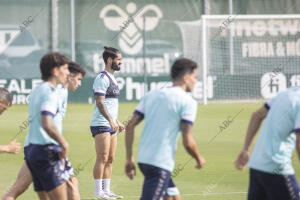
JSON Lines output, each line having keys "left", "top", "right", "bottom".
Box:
{"left": 270, "top": 87, "right": 300, "bottom": 109}
{"left": 286, "top": 87, "right": 300, "bottom": 104}
{"left": 170, "top": 86, "right": 195, "bottom": 101}
{"left": 183, "top": 94, "right": 197, "bottom": 107}
{"left": 287, "top": 86, "right": 300, "bottom": 95}
{"left": 35, "top": 82, "right": 56, "bottom": 95}
{"left": 42, "top": 83, "right": 60, "bottom": 100}
{"left": 141, "top": 89, "right": 156, "bottom": 100}
{"left": 95, "top": 71, "right": 110, "bottom": 82}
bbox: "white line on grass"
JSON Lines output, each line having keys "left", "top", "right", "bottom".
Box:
{"left": 81, "top": 191, "right": 247, "bottom": 199}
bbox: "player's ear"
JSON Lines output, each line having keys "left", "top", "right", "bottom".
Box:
{"left": 52, "top": 66, "right": 59, "bottom": 77}
{"left": 182, "top": 73, "right": 189, "bottom": 84}
{"left": 107, "top": 57, "right": 112, "bottom": 65}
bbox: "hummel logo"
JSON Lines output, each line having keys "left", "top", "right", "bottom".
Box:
{"left": 100, "top": 2, "right": 163, "bottom": 55}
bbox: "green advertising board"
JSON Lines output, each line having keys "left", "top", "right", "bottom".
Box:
{"left": 2, "top": 72, "right": 300, "bottom": 104}
{"left": 1, "top": 1, "right": 300, "bottom": 103}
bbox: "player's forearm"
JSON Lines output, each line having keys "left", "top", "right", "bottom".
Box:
{"left": 96, "top": 101, "right": 113, "bottom": 122}
{"left": 0, "top": 145, "right": 9, "bottom": 153}
{"left": 125, "top": 124, "right": 134, "bottom": 161}
{"left": 42, "top": 116, "right": 67, "bottom": 147}
{"left": 125, "top": 114, "right": 143, "bottom": 160}
{"left": 183, "top": 138, "right": 202, "bottom": 163}
{"left": 181, "top": 123, "right": 201, "bottom": 162}
{"left": 243, "top": 113, "right": 264, "bottom": 151}
{"left": 116, "top": 119, "right": 123, "bottom": 126}
{"left": 296, "top": 133, "right": 300, "bottom": 161}
{"left": 116, "top": 119, "right": 122, "bottom": 126}
{"left": 45, "top": 125, "right": 67, "bottom": 147}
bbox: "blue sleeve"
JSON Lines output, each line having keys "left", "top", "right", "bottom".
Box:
{"left": 93, "top": 74, "right": 109, "bottom": 96}
{"left": 40, "top": 91, "right": 58, "bottom": 117}
{"left": 181, "top": 99, "right": 198, "bottom": 125}
{"left": 264, "top": 98, "right": 273, "bottom": 110}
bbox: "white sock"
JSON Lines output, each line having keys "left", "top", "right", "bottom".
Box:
{"left": 102, "top": 179, "right": 111, "bottom": 193}
{"left": 94, "top": 179, "right": 103, "bottom": 195}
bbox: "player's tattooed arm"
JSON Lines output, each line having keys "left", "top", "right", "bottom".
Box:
{"left": 125, "top": 113, "right": 143, "bottom": 160}
{"left": 181, "top": 122, "right": 206, "bottom": 169}
{"left": 125, "top": 113, "right": 143, "bottom": 179}
{"left": 296, "top": 133, "right": 300, "bottom": 162}
{"left": 95, "top": 95, "right": 118, "bottom": 131}
{"left": 235, "top": 106, "right": 268, "bottom": 170}
{"left": 242, "top": 106, "right": 268, "bottom": 152}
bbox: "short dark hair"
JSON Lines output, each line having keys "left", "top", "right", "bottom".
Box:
{"left": 40, "top": 52, "right": 70, "bottom": 81}
{"left": 68, "top": 61, "right": 86, "bottom": 77}
{"left": 171, "top": 58, "right": 198, "bottom": 81}
{"left": 103, "top": 46, "right": 120, "bottom": 64}
{"left": 0, "top": 87, "right": 12, "bottom": 106}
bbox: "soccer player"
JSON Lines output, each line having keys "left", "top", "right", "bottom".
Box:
{"left": 125, "top": 58, "right": 206, "bottom": 200}
{"left": 0, "top": 87, "right": 21, "bottom": 154}
{"left": 1, "top": 61, "right": 85, "bottom": 200}
{"left": 235, "top": 87, "right": 300, "bottom": 200}
{"left": 22, "top": 52, "right": 70, "bottom": 200}
{"left": 90, "top": 47, "right": 124, "bottom": 199}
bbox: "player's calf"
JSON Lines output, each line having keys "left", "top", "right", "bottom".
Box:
{"left": 1, "top": 162, "right": 32, "bottom": 200}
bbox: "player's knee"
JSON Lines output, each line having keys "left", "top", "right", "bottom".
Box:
{"left": 107, "top": 156, "right": 114, "bottom": 164}
{"left": 96, "top": 153, "right": 109, "bottom": 164}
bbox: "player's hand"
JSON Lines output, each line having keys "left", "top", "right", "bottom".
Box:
{"left": 118, "top": 123, "right": 125, "bottom": 133}
{"left": 59, "top": 141, "right": 69, "bottom": 160}
{"left": 109, "top": 119, "right": 119, "bottom": 132}
{"left": 195, "top": 156, "right": 206, "bottom": 169}
{"left": 235, "top": 149, "right": 250, "bottom": 170}
{"left": 7, "top": 139, "right": 21, "bottom": 154}
{"left": 125, "top": 160, "right": 136, "bottom": 180}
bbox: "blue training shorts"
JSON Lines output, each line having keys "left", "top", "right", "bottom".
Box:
{"left": 24, "top": 144, "right": 73, "bottom": 192}
{"left": 248, "top": 168, "right": 300, "bottom": 200}
{"left": 138, "top": 163, "right": 179, "bottom": 200}
{"left": 90, "top": 126, "right": 116, "bottom": 137}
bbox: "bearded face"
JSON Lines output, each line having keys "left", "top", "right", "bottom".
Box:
{"left": 111, "top": 61, "right": 120, "bottom": 71}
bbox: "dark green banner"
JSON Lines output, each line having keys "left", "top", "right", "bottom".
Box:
{"left": 2, "top": 72, "right": 300, "bottom": 104}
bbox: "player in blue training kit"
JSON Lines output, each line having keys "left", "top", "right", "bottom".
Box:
{"left": 125, "top": 58, "right": 206, "bottom": 200}
{"left": 23, "top": 52, "right": 70, "bottom": 200}
{"left": 90, "top": 47, "right": 124, "bottom": 200}
{"left": 2, "top": 62, "right": 85, "bottom": 200}
{"left": 235, "top": 87, "right": 300, "bottom": 200}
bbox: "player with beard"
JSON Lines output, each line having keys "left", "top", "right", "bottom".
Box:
{"left": 90, "top": 47, "right": 124, "bottom": 199}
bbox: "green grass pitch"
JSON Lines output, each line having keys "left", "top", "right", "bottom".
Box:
{"left": 1, "top": 103, "right": 299, "bottom": 199}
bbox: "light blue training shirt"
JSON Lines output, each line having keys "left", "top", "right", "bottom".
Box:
{"left": 90, "top": 71, "right": 119, "bottom": 127}
{"left": 135, "top": 86, "right": 198, "bottom": 172}
{"left": 248, "top": 87, "right": 300, "bottom": 175}
{"left": 24, "top": 82, "right": 63, "bottom": 146}
{"left": 53, "top": 84, "right": 68, "bottom": 134}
